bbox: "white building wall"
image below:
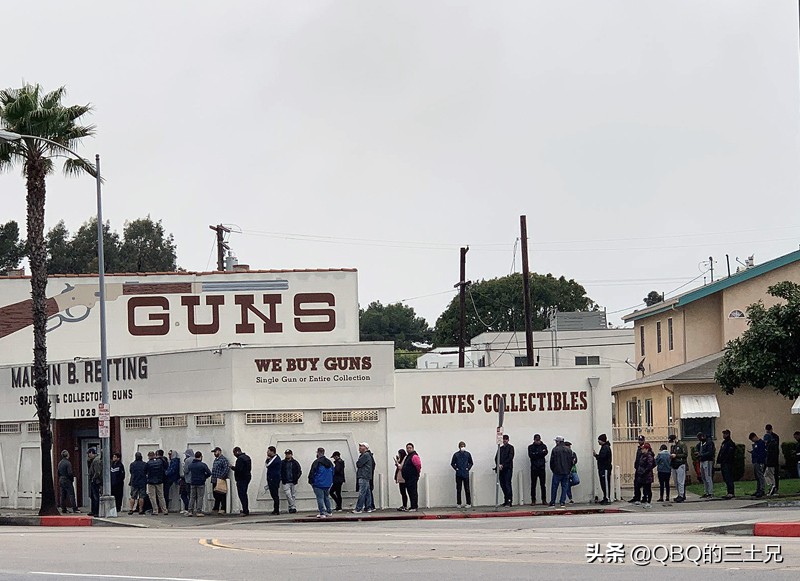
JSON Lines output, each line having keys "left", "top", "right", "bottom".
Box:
{"left": 388, "top": 366, "right": 613, "bottom": 508}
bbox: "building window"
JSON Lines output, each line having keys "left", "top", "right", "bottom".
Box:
{"left": 639, "top": 326, "right": 645, "bottom": 356}
{"left": 626, "top": 398, "right": 640, "bottom": 440}
{"left": 246, "top": 412, "right": 303, "bottom": 424}
{"left": 195, "top": 413, "right": 225, "bottom": 427}
{"left": 26, "top": 422, "right": 40, "bottom": 433}
{"left": 575, "top": 356, "right": 600, "bottom": 365}
{"left": 322, "top": 410, "right": 379, "bottom": 423}
{"left": 124, "top": 417, "right": 152, "bottom": 430}
{"left": 0, "top": 422, "right": 21, "bottom": 434}
{"left": 644, "top": 399, "right": 653, "bottom": 428}
{"left": 159, "top": 415, "right": 188, "bottom": 428}
{"left": 656, "top": 321, "right": 662, "bottom": 353}
{"left": 668, "top": 317, "right": 674, "bottom": 351}
{"left": 680, "top": 417, "right": 715, "bottom": 440}
{"left": 514, "top": 356, "right": 528, "bottom": 367}
{"left": 666, "top": 396, "right": 673, "bottom": 425}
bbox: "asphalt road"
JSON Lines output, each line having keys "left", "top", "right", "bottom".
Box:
{"left": 0, "top": 507, "right": 799, "bottom": 580}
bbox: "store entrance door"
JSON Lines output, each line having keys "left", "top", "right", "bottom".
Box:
{"left": 80, "top": 438, "right": 101, "bottom": 508}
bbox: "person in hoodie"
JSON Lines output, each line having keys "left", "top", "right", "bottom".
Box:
{"left": 265, "top": 446, "right": 282, "bottom": 515}
{"left": 353, "top": 442, "right": 374, "bottom": 514}
{"left": 57, "top": 450, "right": 80, "bottom": 514}
{"left": 164, "top": 450, "right": 181, "bottom": 512}
{"left": 330, "top": 451, "right": 345, "bottom": 512}
{"left": 696, "top": 432, "right": 716, "bottom": 499}
{"left": 527, "top": 434, "right": 548, "bottom": 505}
{"left": 179, "top": 449, "right": 193, "bottom": 514}
{"left": 655, "top": 444, "right": 672, "bottom": 502}
{"left": 280, "top": 449, "right": 302, "bottom": 514}
{"left": 128, "top": 451, "right": 148, "bottom": 515}
{"left": 593, "top": 434, "right": 613, "bottom": 505}
{"left": 748, "top": 432, "right": 767, "bottom": 498}
{"left": 401, "top": 443, "right": 422, "bottom": 512}
{"left": 309, "top": 447, "right": 335, "bottom": 518}
{"left": 186, "top": 451, "right": 211, "bottom": 517}
{"left": 717, "top": 429, "right": 737, "bottom": 499}
{"left": 451, "top": 441, "right": 473, "bottom": 508}
{"left": 110, "top": 452, "right": 126, "bottom": 512}
{"left": 231, "top": 446, "right": 252, "bottom": 516}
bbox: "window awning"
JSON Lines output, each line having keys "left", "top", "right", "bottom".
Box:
{"left": 679, "top": 395, "right": 720, "bottom": 419}
{"left": 792, "top": 396, "right": 800, "bottom": 415}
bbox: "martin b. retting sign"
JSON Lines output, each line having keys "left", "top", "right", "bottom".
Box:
{"left": 0, "top": 270, "right": 360, "bottom": 365}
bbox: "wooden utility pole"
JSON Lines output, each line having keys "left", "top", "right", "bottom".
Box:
{"left": 209, "top": 224, "right": 231, "bottom": 271}
{"left": 456, "top": 246, "right": 470, "bottom": 367}
{"left": 520, "top": 216, "right": 534, "bottom": 366}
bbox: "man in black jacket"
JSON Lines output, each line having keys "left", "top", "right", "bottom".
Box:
{"left": 145, "top": 451, "right": 168, "bottom": 515}
{"left": 593, "top": 434, "right": 613, "bottom": 504}
{"left": 110, "top": 452, "right": 126, "bottom": 513}
{"left": 281, "top": 449, "right": 302, "bottom": 514}
{"left": 549, "top": 437, "right": 573, "bottom": 507}
{"left": 331, "top": 451, "right": 346, "bottom": 511}
{"left": 696, "top": 433, "right": 716, "bottom": 499}
{"left": 496, "top": 435, "right": 515, "bottom": 507}
{"left": 764, "top": 425, "right": 780, "bottom": 496}
{"left": 527, "top": 434, "right": 548, "bottom": 505}
{"left": 231, "top": 447, "right": 252, "bottom": 516}
{"left": 128, "top": 452, "right": 148, "bottom": 515}
{"left": 717, "top": 430, "right": 736, "bottom": 499}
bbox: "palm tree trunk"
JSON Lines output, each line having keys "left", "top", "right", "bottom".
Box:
{"left": 26, "top": 154, "right": 59, "bottom": 516}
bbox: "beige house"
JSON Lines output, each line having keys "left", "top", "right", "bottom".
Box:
{"left": 612, "top": 250, "right": 800, "bottom": 485}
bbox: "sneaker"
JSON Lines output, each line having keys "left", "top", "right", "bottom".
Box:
{"left": 627, "top": 498, "right": 638, "bottom": 503}
{"left": 558, "top": 504, "right": 565, "bottom": 508}
{"left": 634, "top": 501, "right": 640, "bottom": 506}
{"left": 465, "top": 504, "right": 471, "bottom": 509}
{"left": 127, "top": 510, "right": 134, "bottom": 516}
{"left": 568, "top": 499, "right": 574, "bottom": 504}
{"left": 674, "top": 496, "right": 685, "bottom": 503}
{"left": 186, "top": 513, "right": 194, "bottom": 517}
{"left": 316, "top": 514, "right": 325, "bottom": 519}
{"left": 352, "top": 509, "right": 363, "bottom": 514}
{"left": 288, "top": 508, "right": 297, "bottom": 514}
{"left": 271, "top": 511, "right": 280, "bottom": 515}
{"left": 665, "top": 498, "right": 670, "bottom": 502}
{"left": 407, "top": 508, "right": 417, "bottom": 512}
{"left": 326, "top": 512, "right": 332, "bottom": 516}
{"left": 397, "top": 507, "right": 407, "bottom": 512}
{"left": 724, "top": 494, "right": 734, "bottom": 500}
{"left": 657, "top": 498, "right": 664, "bottom": 503}
{"left": 548, "top": 503, "right": 555, "bottom": 507}
{"left": 73, "top": 509, "right": 81, "bottom": 513}
{"left": 643, "top": 503, "right": 652, "bottom": 509}
{"left": 180, "top": 510, "right": 188, "bottom": 515}
{"left": 196, "top": 513, "right": 205, "bottom": 517}
{"left": 366, "top": 508, "right": 374, "bottom": 513}
{"left": 599, "top": 499, "right": 610, "bottom": 505}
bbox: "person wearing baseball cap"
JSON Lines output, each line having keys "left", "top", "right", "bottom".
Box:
{"left": 549, "top": 436, "right": 572, "bottom": 508}
{"left": 593, "top": 434, "right": 612, "bottom": 504}
{"left": 281, "top": 449, "right": 302, "bottom": 514}
{"left": 353, "top": 442, "right": 375, "bottom": 513}
{"left": 668, "top": 434, "right": 688, "bottom": 503}
{"left": 527, "top": 434, "right": 548, "bottom": 505}
{"left": 210, "top": 447, "right": 230, "bottom": 514}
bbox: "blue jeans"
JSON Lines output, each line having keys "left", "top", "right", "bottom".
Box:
{"left": 313, "top": 486, "right": 331, "bottom": 515}
{"left": 355, "top": 477, "right": 372, "bottom": 511}
{"left": 550, "top": 473, "right": 570, "bottom": 505}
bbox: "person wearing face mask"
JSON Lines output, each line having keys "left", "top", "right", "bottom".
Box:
{"left": 451, "top": 441, "right": 473, "bottom": 508}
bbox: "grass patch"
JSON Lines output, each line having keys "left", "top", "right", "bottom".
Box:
{"left": 686, "top": 478, "right": 800, "bottom": 497}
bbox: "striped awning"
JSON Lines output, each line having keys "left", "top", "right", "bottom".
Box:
{"left": 679, "top": 395, "right": 720, "bottom": 419}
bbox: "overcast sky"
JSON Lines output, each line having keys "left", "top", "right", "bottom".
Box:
{"left": 2, "top": 1, "right": 799, "bottom": 330}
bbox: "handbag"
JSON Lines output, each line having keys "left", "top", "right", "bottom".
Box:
{"left": 214, "top": 478, "right": 228, "bottom": 494}
{"left": 569, "top": 467, "right": 580, "bottom": 486}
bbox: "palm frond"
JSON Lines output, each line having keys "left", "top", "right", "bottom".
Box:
{"left": 40, "top": 86, "right": 67, "bottom": 110}
{"left": 62, "top": 156, "right": 96, "bottom": 179}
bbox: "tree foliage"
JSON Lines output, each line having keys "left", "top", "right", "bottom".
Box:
{"left": 47, "top": 215, "right": 177, "bottom": 274}
{"left": 643, "top": 290, "right": 664, "bottom": 306}
{"left": 0, "top": 220, "right": 25, "bottom": 274}
{"left": 716, "top": 281, "right": 800, "bottom": 398}
{"left": 433, "top": 272, "right": 594, "bottom": 346}
{"left": 360, "top": 301, "right": 432, "bottom": 350}
{"left": 0, "top": 83, "right": 95, "bottom": 516}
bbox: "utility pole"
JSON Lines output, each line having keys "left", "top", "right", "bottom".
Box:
{"left": 209, "top": 224, "right": 231, "bottom": 271}
{"left": 520, "top": 216, "right": 534, "bottom": 366}
{"left": 456, "top": 247, "right": 470, "bottom": 368}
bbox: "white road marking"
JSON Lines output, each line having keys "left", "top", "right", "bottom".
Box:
{"left": 29, "top": 573, "right": 220, "bottom": 581}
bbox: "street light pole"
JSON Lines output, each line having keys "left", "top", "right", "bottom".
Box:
{"left": 0, "top": 129, "right": 114, "bottom": 516}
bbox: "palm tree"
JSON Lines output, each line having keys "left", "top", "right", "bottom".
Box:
{"left": 0, "top": 84, "right": 95, "bottom": 516}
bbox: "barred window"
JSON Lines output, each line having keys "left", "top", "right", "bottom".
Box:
{"left": 245, "top": 412, "right": 303, "bottom": 425}
{"left": 0, "top": 422, "right": 21, "bottom": 434}
{"left": 159, "top": 415, "right": 188, "bottom": 428}
{"left": 124, "top": 417, "right": 152, "bottom": 430}
{"left": 195, "top": 413, "right": 225, "bottom": 427}
{"left": 322, "top": 410, "right": 379, "bottom": 423}
{"left": 26, "top": 422, "right": 39, "bottom": 433}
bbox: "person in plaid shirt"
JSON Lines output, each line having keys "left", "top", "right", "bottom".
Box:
{"left": 211, "top": 447, "right": 230, "bottom": 514}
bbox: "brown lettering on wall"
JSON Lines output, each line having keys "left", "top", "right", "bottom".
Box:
{"left": 294, "top": 293, "right": 336, "bottom": 332}
{"left": 420, "top": 391, "right": 589, "bottom": 415}
{"left": 128, "top": 296, "right": 170, "bottom": 336}
{"left": 182, "top": 295, "right": 225, "bottom": 335}
{"left": 235, "top": 294, "right": 283, "bottom": 334}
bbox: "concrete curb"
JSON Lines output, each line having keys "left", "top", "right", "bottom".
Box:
{"left": 0, "top": 515, "right": 93, "bottom": 527}
{"left": 754, "top": 522, "right": 800, "bottom": 537}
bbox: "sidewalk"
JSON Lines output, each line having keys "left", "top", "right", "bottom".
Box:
{"left": 1, "top": 491, "right": 798, "bottom": 532}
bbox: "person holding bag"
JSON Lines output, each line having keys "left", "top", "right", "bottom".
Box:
{"left": 394, "top": 448, "right": 408, "bottom": 511}
{"left": 211, "top": 447, "right": 230, "bottom": 514}
{"left": 565, "top": 441, "right": 578, "bottom": 504}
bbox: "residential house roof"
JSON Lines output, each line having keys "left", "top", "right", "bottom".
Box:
{"left": 612, "top": 351, "right": 724, "bottom": 392}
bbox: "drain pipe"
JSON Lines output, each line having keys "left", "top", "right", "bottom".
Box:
{"left": 588, "top": 376, "right": 600, "bottom": 503}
